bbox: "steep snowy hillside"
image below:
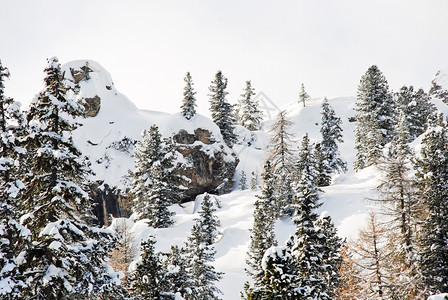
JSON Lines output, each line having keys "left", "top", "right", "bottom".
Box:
{"left": 63, "top": 60, "right": 236, "bottom": 191}
{"left": 64, "top": 59, "right": 448, "bottom": 299}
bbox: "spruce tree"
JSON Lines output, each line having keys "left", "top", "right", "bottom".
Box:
{"left": 162, "top": 245, "right": 192, "bottom": 299}
{"left": 429, "top": 70, "right": 448, "bottom": 104}
{"left": 320, "top": 98, "right": 347, "bottom": 175}
{"left": 395, "top": 85, "right": 436, "bottom": 140}
{"left": 314, "top": 215, "right": 343, "bottom": 298}
{"left": 0, "top": 60, "right": 30, "bottom": 299}
{"left": 354, "top": 65, "right": 396, "bottom": 170}
{"left": 246, "top": 161, "right": 277, "bottom": 285}
{"left": 237, "top": 80, "right": 263, "bottom": 131}
{"left": 20, "top": 57, "right": 124, "bottom": 299}
{"left": 313, "top": 142, "right": 332, "bottom": 187}
{"left": 181, "top": 72, "right": 197, "bottom": 120}
{"left": 184, "top": 193, "right": 223, "bottom": 299}
{"left": 289, "top": 160, "right": 330, "bottom": 299}
{"left": 128, "top": 235, "right": 165, "bottom": 299}
{"left": 415, "top": 114, "right": 448, "bottom": 295}
{"left": 131, "top": 125, "right": 181, "bottom": 227}
{"left": 239, "top": 170, "right": 247, "bottom": 190}
{"left": 208, "top": 70, "right": 237, "bottom": 147}
{"left": 298, "top": 83, "right": 310, "bottom": 107}
{"left": 295, "top": 133, "right": 318, "bottom": 185}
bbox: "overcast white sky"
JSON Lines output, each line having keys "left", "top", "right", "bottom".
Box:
{"left": 2, "top": 0, "right": 448, "bottom": 116}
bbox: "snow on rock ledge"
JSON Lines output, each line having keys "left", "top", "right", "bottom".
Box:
{"left": 60, "top": 60, "right": 238, "bottom": 220}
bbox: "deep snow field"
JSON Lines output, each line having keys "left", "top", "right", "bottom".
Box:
{"left": 66, "top": 60, "right": 448, "bottom": 299}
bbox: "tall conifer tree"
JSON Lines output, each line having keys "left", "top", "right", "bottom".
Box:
{"left": 354, "top": 65, "right": 396, "bottom": 170}
{"left": 181, "top": 72, "right": 197, "bottom": 120}
{"left": 209, "top": 70, "right": 237, "bottom": 148}
{"left": 415, "top": 114, "right": 448, "bottom": 295}
{"left": 0, "top": 60, "right": 30, "bottom": 298}
{"left": 237, "top": 80, "right": 263, "bottom": 131}
{"left": 19, "top": 57, "right": 124, "bottom": 299}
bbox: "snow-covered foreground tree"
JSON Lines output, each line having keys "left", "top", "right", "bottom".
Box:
{"left": 18, "top": 57, "right": 127, "bottom": 299}
{"left": 0, "top": 60, "right": 30, "bottom": 298}
{"left": 184, "top": 193, "right": 223, "bottom": 300}
{"left": 415, "top": 114, "right": 448, "bottom": 296}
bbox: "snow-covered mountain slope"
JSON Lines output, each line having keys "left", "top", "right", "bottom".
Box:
{"left": 63, "top": 60, "right": 235, "bottom": 189}
{"left": 65, "top": 59, "right": 448, "bottom": 299}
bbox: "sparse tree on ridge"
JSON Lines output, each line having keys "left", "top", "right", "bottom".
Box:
{"left": 181, "top": 72, "right": 197, "bottom": 120}
{"left": 354, "top": 65, "right": 396, "bottom": 170}
{"left": 209, "top": 70, "right": 237, "bottom": 148}
{"left": 268, "top": 110, "right": 295, "bottom": 175}
{"left": 299, "top": 83, "right": 310, "bottom": 107}
{"left": 237, "top": 80, "right": 263, "bottom": 131}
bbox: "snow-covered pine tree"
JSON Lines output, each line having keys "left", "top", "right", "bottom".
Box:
{"left": 244, "top": 242, "right": 297, "bottom": 299}
{"left": 196, "top": 193, "right": 221, "bottom": 246}
{"left": 184, "top": 193, "right": 223, "bottom": 300}
{"left": 298, "top": 83, "right": 310, "bottom": 107}
{"left": 237, "top": 80, "right": 263, "bottom": 131}
{"left": 395, "top": 85, "right": 436, "bottom": 140}
{"left": 184, "top": 226, "right": 222, "bottom": 300}
{"left": 349, "top": 211, "right": 396, "bottom": 299}
{"left": 181, "top": 72, "right": 197, "bottom": 120}
{"left": 128, "top": 235, "right": 165, "bottom": 299}
{"left": 315, "top": 215, "right": 344, "bottom": 298}
{"left": 314, "top": 142, "right": 332, "bottom": 187}
{"left": 415, "top": 114, "right": 448, "bottom": 295}
{"left": 429, "top": 70, "right": 448, "bottom": 104}
{"left": 145, "top": 163, "right": 175, "bottom": 228}
{"left": 0, "top": 60, "right": 30, "bottom": 298}
{"left": 20, "top": 57, "right": 125, "bottom": 299}
{"left": 354, "top": 65, "right": 396, "bottom": 170}
{"left": 208, "top": 70, "right": 237, "bottom": 148}
{"left": 162, "top": 244, "right": 192, "bottom": 299}
{"left": 250, "top": 171, "right": 258, "bottom": 190}
{"left": 239, "top": 170, "right": 247, "bottom": 190}
{"left": 289, "top": 157, "right": 329, "bottom": 299}
{"left": 295, "top": 133, "right": 318, "bottom": 185}
{"left": 320, "top": 97, "right": 347, "bottom": 175}
{"left": 245, "top": 161, "right": 277, "bottom": 286}
{"left": 131, "top": 125, "right": 181, "bottom": 227}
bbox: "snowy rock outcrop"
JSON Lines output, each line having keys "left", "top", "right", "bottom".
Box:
{"left": 430, "top": 67, "right": 448, "bottom": 103}
{"left": 60, "top": 60, "right": 238, "bottom": 223}
{"left": 173, "top": 128, "right": 238, "bottom": 201}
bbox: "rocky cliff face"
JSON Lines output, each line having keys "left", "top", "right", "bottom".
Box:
{"left": 173, "top": 128, "right": 238, "bottom": 202}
